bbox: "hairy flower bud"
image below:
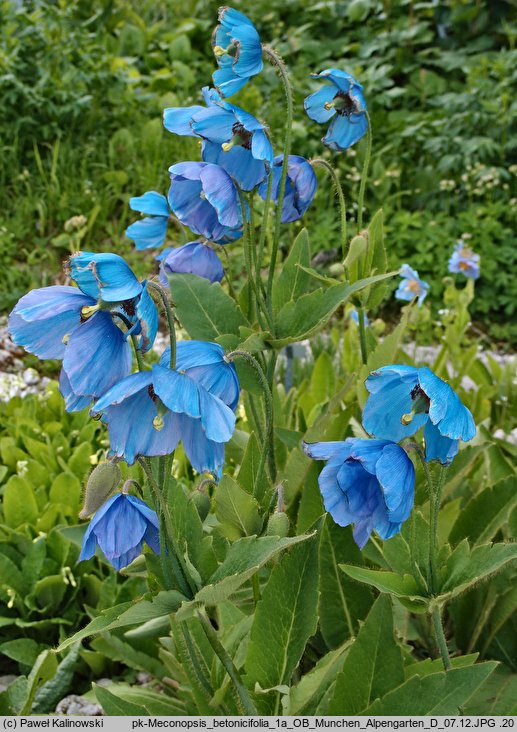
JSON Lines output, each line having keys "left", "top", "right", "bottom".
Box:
{"left": 79, "top": 461, "right": 121, "bottom": 519}
{"left": 266, "top": 511, "right": 290, "bottom": 537}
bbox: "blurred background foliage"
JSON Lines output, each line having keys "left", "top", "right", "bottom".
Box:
{"left": 0, "top": 0, "right": 516, "bottom": 343}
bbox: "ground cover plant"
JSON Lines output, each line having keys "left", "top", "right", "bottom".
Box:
{"left": 1, "top": 0, "right": 516, "bottom": 718}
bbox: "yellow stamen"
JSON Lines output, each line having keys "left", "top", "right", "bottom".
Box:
{"left": 222, "top": 141, "right": 234, "bottom": 152}
{"left": 80, "top": 304, "right": 100, "bottom": 319}
{"left": 401, "top": 411, "right": 415, "bottom": 426}
{"left": 153, "top": 415, "right": 164, "bottom": 431}
{"left": 62, "top": 333, "right": 70, "bottom": 345}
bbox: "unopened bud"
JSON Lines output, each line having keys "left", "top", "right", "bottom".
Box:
{"left": 266, "top": 511, "right": 290, "bottom": 537}
{"left": 79, "top": 461, "right": 121, "bottom": 519}
{"left": 190, "top": 490, "right": 211, "bottom": 521}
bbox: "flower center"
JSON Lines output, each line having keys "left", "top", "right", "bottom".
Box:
{"left": 222, "top": 123, "right": 253, "bottom": 152}
{"left": 213, "top": 43, "right": 236, "bottom": 58}
{"left": 80, "top": 304, "right": 100, "bottom": 322}
{"left": 407, "top": 279, "right": 421, "bottom": 293}
{"left": 401, "top": 385, "right": 431, "bottom": 425}
{"left": 324, "top": 91, "right": 357, "bottom": 117}
{"left": 148, "top": 385, "right": 168, "bottom": 431}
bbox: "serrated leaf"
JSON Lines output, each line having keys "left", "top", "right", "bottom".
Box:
{"left": 245, "top": 532, "right": 319, "bottom": 694}
{"left": 169, "top": 273, "right": 248, "bottom": 340}
{"left": 363, "top": 208, "right": 388, "bottom": 308}
{"left": 269, "top": 271, "right": 398, "bottom": 347}
{"left": 341, "top": 565, "right": 427, "bottom": 611}
{"left": 91, "top": 634, "right": 163, "bottom": 678}
{"left": 214, "top": 475, "right": 262, "bottom": 540}
{"left": 449, "top": 476, "right": 517, "bottom": 546}
{"left": 94, "top": 684, "right": 148, "bottom": 715}
{"left": 363, "top": 663, "right": 497, "bottom": 715}
{"left": 288, "top": 641, "right": 351, "bottom": 716}
{"left": 195, "top": 534, "right": 315, "bottom": 606}
{"left": 328, "top": 595, "right": 404, "bottom": 714}
{"left": 56, "top": 602, "right": 134, "bottom": 652}
{"left": 319, "top": 519, "right": 372, "bottom": 648}
{"left": 464, "top": 666, "right": 517, "bottom": 715}
{"left": 437, "top": 540, "right": 517, "bottom": 602}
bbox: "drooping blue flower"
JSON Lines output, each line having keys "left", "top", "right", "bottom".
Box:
{"left": 91, "top": 361, "right": 237, "bottom": 478}
{"left": 161, "top": 340, "right": 240, "bottom": 411}
{"left": 164, "top": 87, "right": 273, "bottom": 191}
{"left": 362, "top": 365, "right": 476, "bottom": 465}
{"left": 168, "top": 162, "right": 244, "bottom": 244}
{"left": 448, "top": 240, "right": 480, "bottom": 280}
{"left": 303, "top": 438, "right": 415, "bottom": 548}
{"left": 212, "top": 7, "right": 263, "bottom": 98}
{"left": 159, "top": 242, "right": 224, "bottom": 285}
{"left": 79, "top": 493, "right": 160, "bottom": 570}
{"left": 125, "top": 191, "right": 170, "bottom": 251}
{"left": 395, "top": 264, "right": 430, "bottom": 307}
{"left": 258, "top": 155, "right": 317, "bottom": 223}
{"left": 304, "top": 69, "right": 368, "bottom": 151}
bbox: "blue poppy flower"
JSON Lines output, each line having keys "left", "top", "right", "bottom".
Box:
{"left": 304, "top": 69, "right": 368, "bottom": 151}
{"left": 362, "top": 365, "right": 476, "bottom": 465}
{"left": 164, "top": 87, "right": 273, "bottom": 191}
{"left": 79, "top": 493, "right": 160, "bottom": 570}
{"left": 212, "top": 7, "right": 263, "bottom": 98}
{"left": 125, "top": 191, "right": 170, "bottom": 251}
{"left": 303, "top": 438, "right": 415, "bottom": 548}
{"left": 258, "top": 155, "right": 317, "bottom": 223}
{"left": 168, "top": 162, "right": 244, "bottom": 243}
{"left": 91, "top": 362, "right": 236, "bottom": 478}
{"left": 161, "top": 340, "right": 240, "bottom": 411}
{"left": 159, "top": 242, "right": 224, "bottom": 285}
{"left": 448, "top": 240, "right": 480, "bottom": 280}
{"left": 395, "top": 264, "right": 430, "bottom": 307}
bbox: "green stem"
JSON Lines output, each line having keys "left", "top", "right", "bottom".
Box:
{"left": 263, "top": 46, "right": 293, "bottom": 318}
{"left": 252, "top": 574, "right": 261, "bottom": 606}
{"left": 237, "top": 190, "right": 270, "bottom": 329}
{"left": 357, "top": 306, "right": 368, "bottom": 365}
{"left": 311, "top": 158, "right": 347, "bottom": 261}
{"left": 256, "top": 172, "right": 273, "bottom": 301}
{"left": 131, "top": 335, "right": 145, "bottom": 372}
{"left": 357, "top": 112, "right": 372, "bottom": 233}
{"left": 266, "top": 351, "right": 277, "bottom": 482}
{"left": 148, "top": 280, "right": 176, "bottom": 368}
{"left": 432, "top": 606, "right": 452, "bottom": 671}
{"left": 138, "top": 457, "right": 195, "bottom": 598}
{"left": 197, "top": 610, "right": 258, "bottom": 716}
{"left": 429, "top": 467, "right": 446, "bottom": 594}
{"left": 227, "top": 350, "right": 273, "bottom": 499}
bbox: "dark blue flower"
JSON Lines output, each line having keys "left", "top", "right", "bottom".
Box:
{"left": 304, "top": 69, "right": 368, "bottom": 151}
{"left": 168, "top": 162, "right": 244, "bottom": 243}
{"left": 212, "top": 7, "right": 263, "bottom": 98}
{"left": 79, "top": 493, "right": 160, "bottom": 570}
{"left": 395, "top": 264, "right": 430, "bottom": 307}
{"left": 91, "top": 361, "right": 237, "bottom": 478}
{"left": 164, "top": 87, "right": 273, "bottom": 191}
{"left": 125, "top": 191, "right": 170, "bottom": 251}
{"left": 258, "top": 155, "right": 317, "bottom": 223}
{"left": 159, "top": 242, "right": 224, "bottom": 285}
{"left": 448, "top": 240, "right": 480, "bottom": 280}
{"left": 161, "top": 340, "right": 240, "bottom": 411}
{"left": 303, "top": 438, "right": 415, "bottom": 548}
{"left": 362, "top": 365, "right": 476, "bottom": 465}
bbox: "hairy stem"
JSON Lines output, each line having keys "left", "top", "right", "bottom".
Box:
{"left": 311, "top": 158, "right": 347, "bottom": 261}
{"left": 357, "top": 112, "right": 372, "bottom": 233}
{"left": 148, "top": 280, "right": 176, "bottom": 369}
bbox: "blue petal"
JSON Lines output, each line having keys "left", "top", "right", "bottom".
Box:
{"left": 126, "top": 494, "right": 160, "bottom": 530}
{"left": 93, "top": 494, "right": 147, "bottom": 558}
{"left": 424, "top": 420, "right": 459, "bottom": 465}
{"left": 251, "top": 129, "right": 273, "bottom": 166}
{"left": 200, "top": 164, "right": 242, "bottom": 229}
{"left": 179, "top": 414, "right": 225, "bottom": 478}
{"left": 78, "top": 521, "right": 98, "bottom": 562}
{"left": 9, "top": 286, "right": 93, "bottom": 360}
{"left": 59, "top": 369, "right": 92, "bottom": 412}
{"left": 418, "top": 368, "right": 476, "bottom": 442}
{"left": 152, "top": 364, "right": 202, "bottom": 419}
{"left": 353, "top": 520, "right": 374, "bottom": 549}
{"left": 363, "top": 367, "right": 427, "bottom": 442}
{"left": 304, "top": 85, "right": 336, "bottom": 124}
{"left": 348, "top": 439, "right": 389, "bottom": 475}
{"left": 68, "top": 252, "right": 142, "bottom": 302}
{"left": 135, "top": 282, "right": 158, "bottom": 353}
{"left": 318, "top": 459, "right": 355, "bottom": 527}
{"left": 143, "top": 524, "right": 161, "bottom": 555}
{"left": 93, "top": 370, "right": 153, "bottom": 413}
{"left": 163, "top": 105, "right": 204, "bottom": 136}
{"left": 129, "top": 191, "right": 169, "bottom": 217}
{"left": 198, "top": 386, "right": 236, "bottom": 442}
{"left": 125, "top": 217, "right": 168, "bottom": 250}
{"left": 322, "top": 112, "right": 368, "bottom": 151}
{"left": 160, "top": 242, "right": 224, "bottom": 284}
{"left": 63, "top": 312, "right": 132, "bottom": 399}
{"left": 302, "top": 440, "right": 352, "bottom": 462}
{"left": 375, "top": 443, "right": 415, "bottom": 522}
{"left": 212, "top": 66, "right": 247, "bottom": 98}
{"left": 191, "top": 107, "right": 235, "bottom": 144}
{"left": 202, "top": 140, "right": 268, "bottom": 191}
{"left": 231, "top": 24, "right": 263, "bottom": 77}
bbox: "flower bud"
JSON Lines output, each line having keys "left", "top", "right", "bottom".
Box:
{"left": 266, "top": 511, "right": 290, "bottom": 537}
{"left": 190, "top": 490, "right": 211, "bottom": 522}
{"left": 79, "top": 461, "right": 121, "bottom": 519}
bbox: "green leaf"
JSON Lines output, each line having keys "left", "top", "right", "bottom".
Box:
{"left": 449, "top": 476, "right": 517, "bottom": 546}
{"left": 237, "top": 432, "right": 267, "bottom": 497}
{"left": 437, "top": 540, "right": 517, "bottom": 602}
{"left": 487, "top": 445, "right": 515, "bottom": 484}
{"left": 195, "top": 533, "right": 315, "bottom": 606}
{"left": 97, "top": 684, "right": 185, "bottom": 715}
{"left": 56, "top": 601, "right": 134, "bottom": 652}
{"left": 344, "top": 234, "right": 367, "bottom": 269}
{"left": 2, "top": 475, "right": 39, "bottom": 527}
{"left": 405, "top": 654, "right": 479, "bottom": 679}
{"left": 94, "top": 684, "right": 148, "bottom": 715}
{"left": 464, "top": 666, "right": 517, "bottom": 715}
{"left": 49, "top": 472, "right": 81, "bottom": 515}
{"left": 91, "top": 634, "right": 163, "bottom": 679}
{"left": 270, "top": 271, "right": 398, "bottom": 347}
{"left": 245, "top": 532, "right": 319, "bottom": 692}
{"left": 0, "top": 639, "right": 43, "bottom": 667}
{"left": 310, "top": 352, "right": 336, "bottom": 405}
{"left": 33, "top": 643, "right": 81, "bottom": 714}
{"left": 169, "top": 273, "right": 248, "bottom": 340}
{"left": 341, "top": 565, "right": 427, "bottom": 611}
{"left": 214, "top": 475, "right": 262, "bottom": 541}
{"left": 19, "top": 650, "right": 58, "bottom": 715}
{"left": 273, "top": 228, "right": 312, "bottom": 312}
{"left": 328, "top": 595, "right": 404, "bottom": 714}
{"left": 319, "top": 519, "right": 372, "bottom": 648}
{"left": 363, "top": 663, "right": 497, "bottom": 714}
{"left": 363, "top": 208, "right": 388, "bottom": 308}
{"left": 288, "top": 641, "right": 351, "bottom": 716}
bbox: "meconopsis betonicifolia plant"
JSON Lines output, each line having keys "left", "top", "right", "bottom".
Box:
{"left": 9, "top": 5, "right": 480, "bottom": 687}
